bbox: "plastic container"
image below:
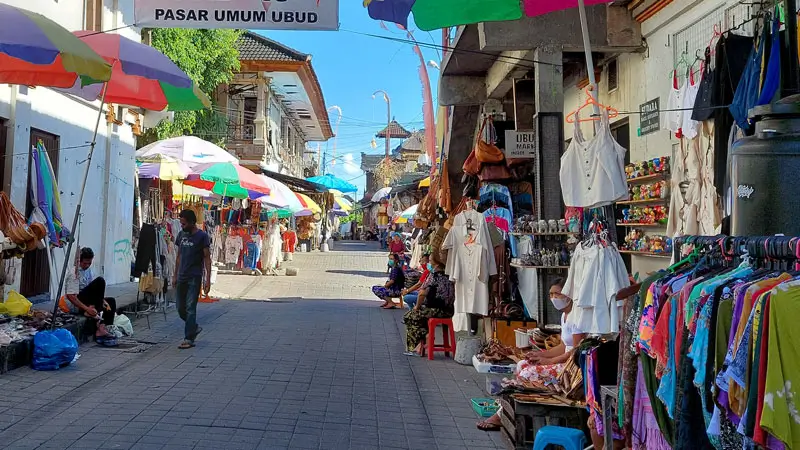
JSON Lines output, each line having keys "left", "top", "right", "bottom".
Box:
{"left": 485, "top": 373, "right": 512, "bottom": 395}
{"left": 731, "top": 98, "right": 800, "bottom": 236}
{"left": 515, "top": 329, "right": 532, "bottom": 348}
{"left": 472, "top": 355, "right": 517, "bottom": 374}
{"left": 471, "top": 398, "right": 500, "bottom": 417}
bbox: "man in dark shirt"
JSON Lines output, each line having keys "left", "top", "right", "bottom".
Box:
{"left": 172, "top": 210, "right": 212, "bottom": 349}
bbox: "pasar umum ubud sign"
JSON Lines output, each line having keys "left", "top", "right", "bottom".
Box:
{"left": 134, "top": 0, "right": 339, "bottom": 30}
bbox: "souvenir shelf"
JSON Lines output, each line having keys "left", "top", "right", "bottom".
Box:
{"left": 619, "top": 250, "right": 671, "bottom": 258}
{"left": 626, "top": 173, "right": 667, "bottom": 184}
{"left": 616, "top": 222, "right": 666, "bottom": 227}
{"left": 616, "top": 198, "right": 669, "bottom": 206}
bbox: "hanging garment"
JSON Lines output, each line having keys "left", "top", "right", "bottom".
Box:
{"left": 692, "top": 48, "right": 716, "bottom": 122}
{"left": 730, "top": 22, "right": 767, "bottom": 131}
{"left": 698, "top": 123, "right": 722, "bottom": 235}
{"left": 134, "top": 223, "right": 157, "bottom": 277}
{"left": 224, "top": 235, "right": 243, "bottom": 265}
{"left": 666, "top": 135, "right": 703, "bottom": 237}
{"left": 260, "top": 223, "right": 282, "bottom": 270}
{"left": 665, "top": 72, "right": 685, "bottom": 136}
{"left": 563, "top": 241, "right": 630, "bottom": 335}
{"left": 441, "top": 209, "right": 497, "bottom": 332}
{"left": 713, "top": 34, "right": 754, "bottom": 197}
{"left": 243, "top": 241, "right": 260, "bottom": 270}
{"left": 483, "top": 206, "right": 513, "bottom": 234}
{"left": 515, "top": 236, "right": 539, "bottom": 319}
{"left": 681, "top": 70, "right": 701, "bottom": 140}
{"left": 560, "top": 110, "right": 628, "bottom": 209}
{"left": 757, "top": 15, "right": 781, "bottom": 106}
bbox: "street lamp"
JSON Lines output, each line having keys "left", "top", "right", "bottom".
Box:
{"left": 328, "top": 106, "right": 342, "bottom": 167}
{"left": 372, "top": 90, "right": 391, "bottom": 160}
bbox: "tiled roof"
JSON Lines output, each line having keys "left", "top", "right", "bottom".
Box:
{"left": 237, "top": 32, "right": 309, "bottom": 62}
{"left": 399, "top": 131, "right": 424, "bottom": 152}
{"left": 375, "top": 120, "right": 412, "bottom": 139}
{"left": 360, "top": 153, "right": 386, "bottom": 172}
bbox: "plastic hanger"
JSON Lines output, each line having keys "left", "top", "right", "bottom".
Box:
{"left": 708, "top": 24, "right": 722, "bottom": 56}
{"left": 668, "top": 46, "right": 690, "bottom": 79}
{"left": 565, "top": 87, "right": 619, "bottom": 123}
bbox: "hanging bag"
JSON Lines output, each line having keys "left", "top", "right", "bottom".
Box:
{"left": 475, "top": 117, "right": 505, "bottom": 163}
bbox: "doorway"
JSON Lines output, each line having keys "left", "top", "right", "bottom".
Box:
{"left": 20, "top": 129, "right": 60, "bottom": 298}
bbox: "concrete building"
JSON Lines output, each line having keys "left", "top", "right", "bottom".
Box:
{"left": 220, "top": 32, "right": 333, "bottom": 178}
{"left": 438, "top": 0, "right": 754, "bottom": 277}
{"left": 0, "top": 0, "right": 140, "bottom": 298}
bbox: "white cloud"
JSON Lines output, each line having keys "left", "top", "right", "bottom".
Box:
{"left": 339, "top": 153, "right": 362, "bottom": 175}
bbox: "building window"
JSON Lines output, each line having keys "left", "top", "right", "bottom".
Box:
{"left": 85, "top": 0, "right": 102, "bottom": 32}
{"left": 607, "top": 58, "right": 618, "bottom": 92}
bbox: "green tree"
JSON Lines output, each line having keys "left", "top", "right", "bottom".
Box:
{"left": 139, "top": 29, "right": 242, "bottom": 147}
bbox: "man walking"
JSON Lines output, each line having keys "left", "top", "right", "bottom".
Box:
{"left": 173, "top": 210, "right": 211, "bottom": 349}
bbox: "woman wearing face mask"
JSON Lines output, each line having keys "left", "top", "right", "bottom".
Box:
{"left": 399, "top": 254, "right": 431, "bottom": 309}
{"left": 372, "top": 253, "right": 406, "bottom": 309}
{"left": 402, "top": 257, "right": 455, "bottom": 356}
{"left": 476, "top": 278, "right": 585, "bottom": 431}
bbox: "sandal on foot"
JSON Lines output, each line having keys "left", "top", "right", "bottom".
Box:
{"left": 403, "top": 351, "right": 421, "bottom": 357}
{"left": 178, "top": 340, "right": 195, "bottom": 349}
{"left": 476, "top": 420, "right": 501, "bottom": 431}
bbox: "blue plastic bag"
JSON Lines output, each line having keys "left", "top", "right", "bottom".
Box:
{"left": 32, "top": 329, "right": 78, "bottom": 371}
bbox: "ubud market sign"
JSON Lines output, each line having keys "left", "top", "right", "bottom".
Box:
{"left": 134, "top": 0, "right": 339, "bottom": 30}
{"left": 504, "top": 130, "right": 537, "bottom": 159}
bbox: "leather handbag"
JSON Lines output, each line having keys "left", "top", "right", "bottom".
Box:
{"left": 462, "top": 150, "right": 481, "bottom": 176}
{"left": 475, "top": 118, "right": 505, "bottom": 164}
{"left": 478, "top": 162, "right": 512, "bottom": 182}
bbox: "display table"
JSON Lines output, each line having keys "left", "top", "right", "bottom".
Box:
{"left": 499, "top": 392, "right": 588, "bottom": 450}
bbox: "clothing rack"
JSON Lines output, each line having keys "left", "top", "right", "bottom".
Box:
{"left": 673, "top": 234, "right": 800, "bottom": 269}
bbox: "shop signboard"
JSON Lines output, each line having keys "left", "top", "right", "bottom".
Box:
{"left": 503, "top": 130, "right": 537, "bottom": 159}
{"left": 639, "top": 98, "right": 660, "bottom": 136}
{"left": 134, "top": 0, "right": 339, "bottom": 30}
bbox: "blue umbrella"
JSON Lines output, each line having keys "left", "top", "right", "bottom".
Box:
{"left": 306, "top": 174, "right": 358, "bottom": 193}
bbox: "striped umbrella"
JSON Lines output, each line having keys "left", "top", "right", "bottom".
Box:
{"left": 59, "top": 32, "right": 209, "bottom": 111}
{"left": 394, "top": 204, "right": 418, "bottom": 224}
{"left": 30, "top": 140, "right": 68, "bottom": 246}
{"left": 0, "top": 4, "right": 111, "bottom": 88}
{"left": 136, "top": 155, "right": 191, "bottom": 180}
{"left": 295, "top": 193, "right": 322, "bottom": 216}
{"left": 184, "top": 162, "right": 271, "bottom": 199}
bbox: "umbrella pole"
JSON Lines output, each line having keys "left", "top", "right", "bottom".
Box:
{"left": 50, "top": 82, "right": 109, "bottom": 327}
{"left": 577, "top": 0, "right": 601, "bottom": 132}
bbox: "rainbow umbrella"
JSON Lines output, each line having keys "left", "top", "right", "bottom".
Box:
{"left": 295, "top": 193, "right": 322, "bottom": 216}
{"left": 136, "top": 155, "right": 191, "bottom": 180}
{"left": 30, "top": 140, "right": 68, "bottom": 247}
{"left": 184, "top": 162, "right": 271, "bottom": 199}
{"left": 256, "top": 175, "right": 305, "bottom": 212}
{"left": 394, "top": 204, "right": 418, "bottom": 224}
{"left": 59, "top": 32, "right": 209, "bottom": 111}
{"left": 0, "top": 4, "right": 111, "bottom": 88}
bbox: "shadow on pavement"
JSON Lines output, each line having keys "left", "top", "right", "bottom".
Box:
{"left": 325, "top": 269, "right": 388, "bottom": 278}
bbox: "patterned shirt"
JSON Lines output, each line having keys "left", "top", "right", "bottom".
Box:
{"left": 422, "top": 270, "right": 455, "bottom": 310}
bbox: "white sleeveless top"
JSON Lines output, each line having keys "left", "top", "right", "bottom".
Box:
{"left": 560, "top": 110, "right": 628, "bottom": 209}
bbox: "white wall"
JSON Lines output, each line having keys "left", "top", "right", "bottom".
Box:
{"left": 563, "top": 0, "right": 736, "bottom": 275}
{"left": 0, "top": 0, "right": 139, "bottom": 293}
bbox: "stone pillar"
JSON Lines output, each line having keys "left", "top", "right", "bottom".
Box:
{"left": 253, "top": 76, "right": 267, "bottom": 146}
{"left": 533, "top": 46, "right": 564, "bottom": 221}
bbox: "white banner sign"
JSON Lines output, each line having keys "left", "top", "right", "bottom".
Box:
{"left": 504, "top": 130, "right": 537, "bottom": 159}
{"left": 134, "top": 0, "right": 339, "bottom": 30}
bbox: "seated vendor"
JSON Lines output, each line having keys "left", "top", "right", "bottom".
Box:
{"left": 388, "top": 232, "right": 405, "bottom": 256}
{"left": 476, "top": 277, "right": 584, "bottom": 431}
{"left": 401, "top": 254, "right": 431, "bottom": 309}
{"left": 63, "top": 247, "right": 118, "bottom": 346}
{"left": 402, "top": 258, "right": 455, "bottom": 356}
{"left": 372, "top": 253, "right": 406, "bottom": 309}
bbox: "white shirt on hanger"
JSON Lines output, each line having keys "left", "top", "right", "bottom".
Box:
{"left": 560, "top": 109, "right": 628, "bottom": 209}
{"left": 442, "top": 209, "right": 497, "bottom": 333}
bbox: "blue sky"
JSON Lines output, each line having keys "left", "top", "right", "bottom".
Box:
{"left": 255, "top": 2, "right": 441, "bottom": 200}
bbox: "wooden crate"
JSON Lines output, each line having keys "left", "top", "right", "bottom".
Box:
{"left": 499, "top": 394, "right": 589, "bottom": 449}
{"left": 494, "top": 319, "right": 538, "bottom": 348}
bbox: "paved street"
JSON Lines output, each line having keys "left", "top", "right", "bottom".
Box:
{"left": 0, "top": 241, "right": 505, "bottom": 450}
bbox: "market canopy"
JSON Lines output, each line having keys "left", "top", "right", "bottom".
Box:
{"left": 137, "top": 136, "right": 238, "bottom": 164}
{"left": 262, "top": 169, "right": 326, "bottom": 194}
{"left": 256, "top": 175, "right": 304, "bottom": 212}
{"left": 306, "top": 174, "right": 358, "bottom": 193}
{"left": 364, "top": 0, "right": 613, "bottom": 31}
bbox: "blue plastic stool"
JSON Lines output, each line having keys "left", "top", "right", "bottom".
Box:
{"left": 532, "top": 425, "right": 587, "bottom": 450}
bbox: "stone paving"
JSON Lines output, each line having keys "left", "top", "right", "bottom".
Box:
{"left": 0, "top": 241, "right": 505, "bottom": 450}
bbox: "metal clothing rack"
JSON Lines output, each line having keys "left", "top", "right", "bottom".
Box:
{"left": 672, "top": 234, "right": 800, "bottom": 269}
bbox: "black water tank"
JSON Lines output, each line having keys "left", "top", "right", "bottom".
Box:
{"left": 731, "top": 96, "right": 800, "bottom": 236}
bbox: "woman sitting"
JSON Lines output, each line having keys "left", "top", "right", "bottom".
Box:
{"left": 372, "top": 253, "right": 406, "bottom": 309}
{"left": 402, "top": 258, "right": 455, "bottom": 356}
{"left": 476, "top": 277, "right": 584, "bottom": 430}
{"left": 401, "top": 254, "right": 431, "bottom": 309}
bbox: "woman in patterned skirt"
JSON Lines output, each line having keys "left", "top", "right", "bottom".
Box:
{"left": 402, "top": 258, "right": 455, "bottom": 356}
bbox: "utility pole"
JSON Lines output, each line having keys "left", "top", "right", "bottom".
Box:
{"left": 373, "top": 90, "right": 392, "bottom": 161}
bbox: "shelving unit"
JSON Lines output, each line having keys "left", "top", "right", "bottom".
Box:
{"left": 616, "top": 198, "right": 669, "bottom": 206}
{"left": 626, "top": 173, "right": 667, "bottom": 184}
{"left": 616, "top": 222, "right": 667, "bottom": 227}
{"left": 510, "top": 232, "right": 575, "bottom": 237}
{"left": 619, "top": 250, "right": 671, "bottom": 258}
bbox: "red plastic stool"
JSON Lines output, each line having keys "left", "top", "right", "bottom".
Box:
{"left": 426, "top": 318, "right": 456, "bottom": 360}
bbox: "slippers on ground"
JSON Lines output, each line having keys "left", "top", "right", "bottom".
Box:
{"left": 403, "top": 351, "right": 422, "bottom": 357}
{"left": 178, "top": 340, "right": 195, "bottom": 349}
